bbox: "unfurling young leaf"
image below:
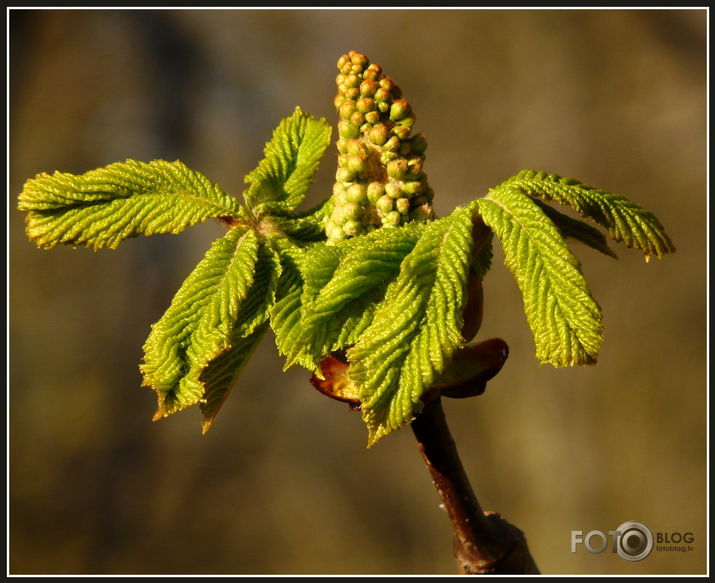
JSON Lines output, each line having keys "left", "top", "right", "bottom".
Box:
{"left": 347, "top": 206, "right": 475, "bottom": 445}
{"left": 18, "top": 159, "right": 243, "bottom": 250}
{"left": 141, "top": 227, "right": 280, "bottom": 423}
{"left": 244, "top": 107, "right": 332, "bottom": 217}
{"left": 283, "top": 224, "right": 427, "bottom": 372}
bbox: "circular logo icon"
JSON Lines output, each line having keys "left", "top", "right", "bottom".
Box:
{"left": 615, "top": 521, "right": 653, "bottom": 562}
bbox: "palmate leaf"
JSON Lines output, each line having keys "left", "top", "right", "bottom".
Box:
{"left": 503, "top": 170, "right": 675, "bottom": 260}
{"left": 18, "top": 159, "right": 243, "bottom": 250}
{"left": 347, "top": 207, "right": 475, "bottom": 446}
{"left": 289, "top": 225, "right": 427, "bottom": 371}
{"left": 141, "top": 227, "right": 280, "bottom": 424}
{"left": 244, "top": 107, "right": 332, "bottom": 217}
{"left": 476, "top": 188, "right": 603, "bottom": 368}
{"left": 532, "top": 198, "right": 617, "bottom": 259}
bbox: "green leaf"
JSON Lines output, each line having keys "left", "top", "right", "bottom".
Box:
{"left": 294, "top": 225, "right": 425, "bottom": 370}
{"left": 269, "top": 198, "right": 333, "bottom": 245}
{"left": 244, "top": 107, "right": 332, "bottom": 217}
{"left": 198, "top": 239, "right": 282, "bottom": 431}
{"left": 141, "top": 227, "right": 279, "bottom": 421}
{"left": 18, "top": 159, "right": 243, "bottom": 250}
{"left": 199, "top": 323, "right": 268, "bottom": 434}
{"left": 532, "top": 198, "right": 617, "bottom": 258}
{"left": 270, "top": 247, "right": 316, "bottom": 371}
{"left": 347, "top": 207, "right": 475, "bottom": 446}
{"left": 503, "top": 170, "right": 675, "bottom": 259}
{"left": 271, "top": 237, "right": 358, "bottom": 371}
{"left": 476, "top": 188, "right": 603, "bottom": 368}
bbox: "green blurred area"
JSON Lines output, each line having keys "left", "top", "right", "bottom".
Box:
{"left": 9, "top": 8, "right": 706, "bottom": 575}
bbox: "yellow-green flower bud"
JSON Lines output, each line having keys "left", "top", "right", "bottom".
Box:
{"left": 347, "top": 183, "right": 368, "bottom": 204}
{"left": 365, "top": 111, "right": 380, "bottom": 125}
{"left": 336, "top": 167, "right": 356, "bottom": 182}
{"left": 398, "top": 115, "right": 415, "bottom": 130}
{"left": 360, "top": 79, "right": 379, "bottom": 97}
{"left": 338, "top": 121, "right": 360, "bottom": 140}
{"left": 396, "top": 197, "right": 411, "bottom": 215}
{"left": 330, "top": 224, "right": 347, "bottom": 241}
{"left": 347, "top": 156, "right": 367, "bottom": 174}
{"left": 367, "top": 181, "right": 385, "bottom": 201}
{"left": 342, "top": 201, "right": 363, "bottom": 220}
{"left": 347, "top": 139, "right": 368, "bottom": 157}
{"left": 406, "top": 158, "right": 423, "bottom": 178}
{"left": 380, "top": 150, "right": 398, "bottom": 165}
{"left": 369, "top": 124, "right": 389, "bottom": 145}
{"left": 339, "top": 100, "right": 356, "bottom": 120}
{"left": 335, "top": 190, "right": 351, "bottom": 205}
{"left": 385, "top": 182, "right": 403, "bottom": 199}
{"left": 383, "top": 136, "right": 401, "bottom": 152}
{"left": 349, "top": 111, "right": 365, "bottom": 127}
{"left": 411, "top": 204, "right": 435, "bottom": 222}
{"left": 374, "top": 87, "right": 391, "bottom": 103}
{"left": 364, "top": 63, "right": 382, "bottom": 80}
{"left": 350, "top": 51, "right": 369, "bottom": 67}
{"left": 387, "top": 158, "right": 408, "bottom": 179}
{"left": 337, "top": 54, "right": 350, "bottom": 69}
{"left": 356, "top": 97, "right": 375, "bottom": 113}
{"left": 392, "top": 125, "right": 411, "bottom": 140}
{"left": 384, "top": 210, "right": 402, "bottom": 226}
{"left": 376, "top": 195, "right": 394, "bottom": 214}
{"left": 334, "top": 94, "right": 346, "bottom": 110}
{"left": 336, "top": 137, "right": 350, "bottom": 154}
{"left": 390, "top": 99, "right": 410, "bottom": 121}
{"left": 379, "top": 77, "right": 398, "bottom": 93}
{"left": 345, "top": 87, "right": 360, "bottom": 99}
{"left": 403, "top": 180, "right": 424, "bottom": 196}
{"left": 378, "top": 101, "right": 390, "bottom": 113}
{"left": 343, "top": 219, "right": 363, "bottom": 237}
{"left": 344, "top": 73, "right": 360, "bottom": 88}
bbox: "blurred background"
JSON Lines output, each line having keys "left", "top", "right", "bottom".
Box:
{"left": 9, "top": 8, "right": 706, "bottom": 575}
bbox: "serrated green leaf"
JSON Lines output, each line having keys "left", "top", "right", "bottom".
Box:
{"left": 532, "top": 198, "right": 617, "bottom": 258}
{"left": 347, "top": 207, "right": 475, "bottom": 446}
{"left": 18, "top": 159, "right": 243, "bottom": 250}
{"left": 476, "top": 188, "right": 603, "bottom": 368}
{"left": 141, "top": 227, "right": 278, "bottom": 421}
{"left": 504, "top": 170, "right": 674, "bottom": 259}
{"left": 199, "top": 323, "right": 268, "bottom": 434}
{"left": 271, "top": 239, "right": 355, "bottom": 372}
{"left": 294, "top": 226, "right": 426, "bottom": 369}
{"left": 269, "top": 198, "right": 333, "bottom": 245}
{"left": 244, "top": 107, "right": 332, "bottom": 216}
{"left": 270, "top": 247, "right": 317, "bottom": 371}
{"left": 198, "top": 239, "right": 281, "bottom": 432}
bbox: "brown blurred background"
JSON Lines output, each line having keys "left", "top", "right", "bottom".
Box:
{"left": 9, "top": 8, "right": 706, "bottom": 575}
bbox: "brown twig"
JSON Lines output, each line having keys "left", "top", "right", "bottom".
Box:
{"left": 411, "top": 397, "right": 540, "bottom": 574}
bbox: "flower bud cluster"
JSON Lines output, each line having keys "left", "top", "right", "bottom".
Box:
{"left": 325, "top": 50, "right": 435, "bottom": 242}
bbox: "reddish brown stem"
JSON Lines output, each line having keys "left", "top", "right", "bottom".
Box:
{"left": 411, "top": 398, "right": 540, "bottom": 574}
